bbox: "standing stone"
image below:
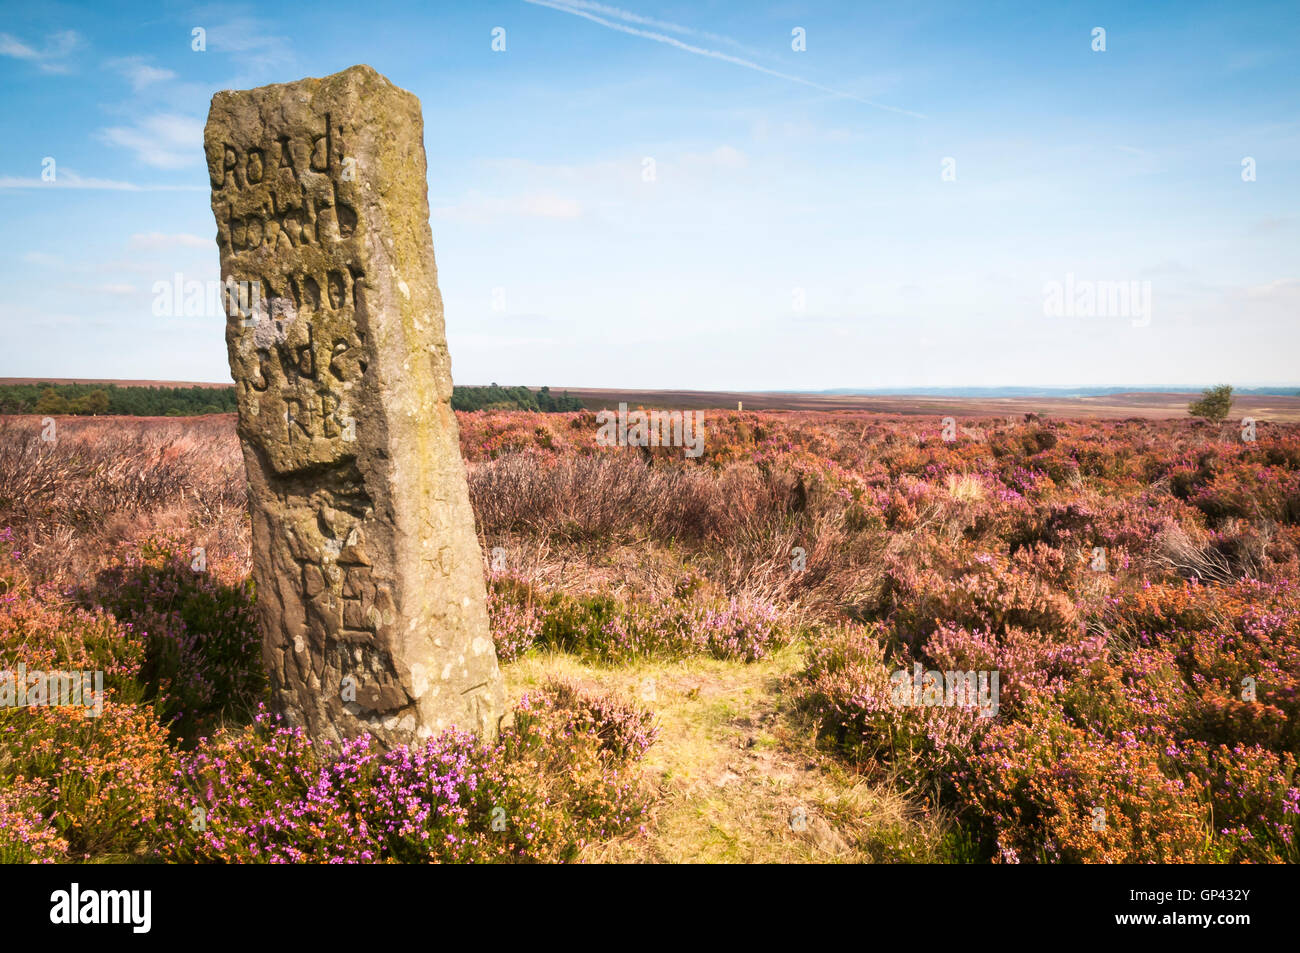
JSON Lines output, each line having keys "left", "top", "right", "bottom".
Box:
{"left": 204, "top": 65, "right": 503, "bottom": 748}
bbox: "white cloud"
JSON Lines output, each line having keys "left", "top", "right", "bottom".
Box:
{"left": 0, "top": 30, "right": 82, "bottom": 73}
{"left": 108, "top": 56, "right": 177, "bottom": 90}
{"left": 0, "top": 34, "right": 38, "bottom": 59}
{"left": 20, "top": 251, "right": 63, "bottom": 266}
{"left": 98, "top": 113, "right": 204, "bottom": 168}
{"left": 1245, "top": 278, "right": 1300, "bottom": 301}
{"left": 129, "top": 232, "right": 210, "bottom": 249}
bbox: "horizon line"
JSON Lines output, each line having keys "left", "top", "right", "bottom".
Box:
{"left": 2, "top": 378, "right": 1298, "bottom": 393}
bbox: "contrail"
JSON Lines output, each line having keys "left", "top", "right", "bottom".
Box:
{"left": 522, "top": 0, "right": 924, "bottom": 118}
{"left": 537, "top": 0, "right": 758, "bottom": 53}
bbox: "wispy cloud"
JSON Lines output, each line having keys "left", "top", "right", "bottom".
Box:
{"left": 521, "top": 0, "right": 924, "bottom": 118}
{"left": 0, "top": 33, "right": 40, "bottom": 59}
{"left": 98, "top": 113, "right": 203, "bottom": 168}
{"left": 108, "top": 56, "right": 177, "bottom": 90}
{"left": 0, "top": 169, "right": 204, "bottom": 191}
{"left": 192, "top": 10, "right": 296, "bottom": 85}
{"left": 1246, "top": 277, "right": 1300, "bottom": 301}
{"left": 0, "top": 30, "right": 82, "bottom": 73}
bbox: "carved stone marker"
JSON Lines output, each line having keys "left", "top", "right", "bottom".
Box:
{"left": 204, "top": 65, "right": 503, "bottom": 748}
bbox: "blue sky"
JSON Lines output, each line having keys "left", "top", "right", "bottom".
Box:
{"left": 0, "top": 0, "right": 1296, "bottom": 389}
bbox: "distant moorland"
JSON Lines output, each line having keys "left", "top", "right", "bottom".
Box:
{"left": 5, "top": 379, "right": 1300, "bottom": 422}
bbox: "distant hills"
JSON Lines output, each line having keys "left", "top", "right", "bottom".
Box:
{"left": 803, "top": 386, "right": 1300, "bottom": 398}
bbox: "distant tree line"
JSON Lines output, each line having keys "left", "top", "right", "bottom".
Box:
{"left": 0, "top": 382, "right": 582, "bottom": 416}
{"left": 0, "top": 383, "right": 238, "bottom": 416}
{"left": 450, "top": 384, "right": 583, "bottom": 413}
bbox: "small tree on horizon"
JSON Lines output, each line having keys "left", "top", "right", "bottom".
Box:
{"left": 1188, "top": 384, "right": 1234, "bottom": 423}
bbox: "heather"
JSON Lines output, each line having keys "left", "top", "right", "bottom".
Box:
{"left": 80, "top": 536, "right": 263, "bottom": 744}
{"left": 0, "top": 539, "right": 653, "bottom": 863}
{"left": 0, "top": 489, "right": 653, "bottom": 862}
{"left": 2, "top": 409, "right": 1299, "bottom": 862}
{"left": 159, "top": 688, "right": 652, "bottom": 863}
{"left": 0, "top": 780, "right": 68, "bottom": 863}
{"left": 487, "top": 571, "right": 789, "bottom": 663}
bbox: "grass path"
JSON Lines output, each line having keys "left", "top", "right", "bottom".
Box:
{"left": 505, "top": 645, "right": 951, "bottom": 863}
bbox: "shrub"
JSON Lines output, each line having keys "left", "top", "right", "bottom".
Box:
{"left": 160, "top": 713, "right": 512, "bottom": 863}
{"left": 538, "top": 678, "right": 660, "bottom": 762}
{"left": 1, "top": 701, "right": 173, "bottom": 858}
{"left": 694, "top": 597, "right": 783, "bottom": 662}
{"left": 1189, "top": 384, "right": 1234, "bottom": 424}
{"left": 86, "top": 536, "right": 263, "bottom": 742}
{"left": 923, "top": 624, "right": 1105, "bottom": 716}
{"left": 0, "top": 529, "right": 173, "bottom": 858}
{"left": 1178, "top": 741, "right": 1299, "bottom": 863}
{"left": 960, "top": 706, "right": 1206, "bottom": 863}
{"left": 486, "top": 575, "right": 543, "bottom": 662}
{"left": 159, "top": 701, "right": 651, "bottom": 863}
{"left": 795, "top": 624, "right": 982, "bottom": 787}
{"left": 0, "top": 781, "right": 68, "bottom": 864}
{"left": 488, "top": 573, "right": 787, "bottom": 663}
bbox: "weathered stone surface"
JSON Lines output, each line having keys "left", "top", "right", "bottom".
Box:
{"left": 204, "top": 64, "right": 503, "bottom": 747}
